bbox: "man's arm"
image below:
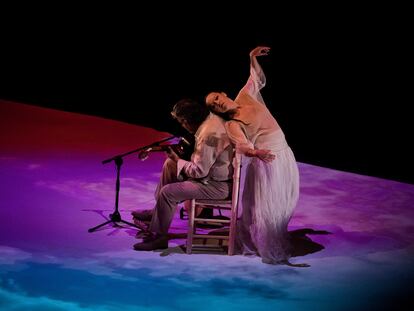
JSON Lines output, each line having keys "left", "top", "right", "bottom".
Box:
{"left": 175, "top": 134, "right": 221, "bottom": 179}
{"left": 168, "top": 133, "right": 222, "bottom": 179}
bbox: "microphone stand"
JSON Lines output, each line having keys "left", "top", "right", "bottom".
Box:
{"left": 88, "top": 135, "right": 176, "bottom": 233}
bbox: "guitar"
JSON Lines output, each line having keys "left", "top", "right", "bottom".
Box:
{"left": 138, "top": 137, "right": 194, "bottom": 161}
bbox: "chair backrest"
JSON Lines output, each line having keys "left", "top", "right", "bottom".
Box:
{"left": 227, "top": 152, "right": 242, "bottom": 254}
{"left": 186, "top": 151, "right": 242, "bottom": 255}
{"left": 230, "top": 152, "right": 242, "bottom": 212}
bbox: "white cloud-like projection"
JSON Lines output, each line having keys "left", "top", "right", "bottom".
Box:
{"left": 0, "top": 156, "right": 17, "bottom": 161}
{"left": 2, "top": 245, "right": 413, "bottom": 311}
{"left": 27, "top": 164, "right": 41, "bottom": 170}
{"left": 0, "top": 287, "right": 172, "bottom": 311}
{"left": 34, "top": 177, "right": 158, "bottom": 209}
{"left": 0, "top": 246, "right": 32, "bottom": 265}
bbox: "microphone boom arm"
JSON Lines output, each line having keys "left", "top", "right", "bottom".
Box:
{"left": 102, "top": 135, "right": 176, "bottom": 164}
{"left": 138, "top": 138, "right": 189, "bottom": 161}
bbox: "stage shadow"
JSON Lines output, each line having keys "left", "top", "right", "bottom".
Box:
{"left": 157, "top": 228, "right": 330, "bottom": 261}
{"left": 289, "top": 228, "right": 331, "bottom": 258}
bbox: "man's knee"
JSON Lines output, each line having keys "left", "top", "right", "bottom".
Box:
{"left": 158, "top": 183, "right": 176, "bottom": 202}
{"left": 158, "top": 182, "right": 192, "bottom": 205}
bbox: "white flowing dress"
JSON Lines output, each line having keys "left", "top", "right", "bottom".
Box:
{"left": 226, "top": 60, "right": 300, "bottom": 264}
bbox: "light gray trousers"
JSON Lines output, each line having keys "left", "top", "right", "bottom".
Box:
{"left": 149, "top": 158, "right": 231, "bottom": 235}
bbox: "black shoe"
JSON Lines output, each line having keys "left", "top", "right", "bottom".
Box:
{"left": 179, "top": 207, "right": 187, "bottom": 220}
{"left": 133, "top": 218, "right": 150, "bottom": 232}
{"left": 180, "top": 206, "right": 214, "bottom": 220}
{"left": 131, "top": 209, "right": 153, "bottom": 221}
{"left": 197, "top": 221, "right": 225, "bottom": 229}
{"left": 133, "top": 236, "right": 168, "bottom": 251}
{"left": 197, "top": 207, "right": 214, "bottom": 219}
{"left": 135, "top": 230, "right": 153, "bottom": 239}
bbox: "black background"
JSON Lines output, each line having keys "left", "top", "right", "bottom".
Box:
{"left": 1, "top": 5, "right": 412, "bottom": 184}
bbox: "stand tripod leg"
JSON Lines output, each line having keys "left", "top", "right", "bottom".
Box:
{"left": 88, "top": 214, "right": 147, "bottom": 233}
{"left": 89, "top": 153, "right": 158, "bottom": 234}
{"left": 88, "top": 220, "right": 113, "bottom": 232}
{"left": 119, "top": 219, "right": 147, "bottom": 231}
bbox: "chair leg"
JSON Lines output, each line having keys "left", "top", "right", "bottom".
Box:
{"left": 228, "top": 203, "right": 239, "bottom": 255}
{"left": 186, "top": 199, "right": 196, "bottom": 254}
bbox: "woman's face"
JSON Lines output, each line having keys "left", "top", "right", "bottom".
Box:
{"left": 206, "top": 92, "right": 238, "bottom": 113}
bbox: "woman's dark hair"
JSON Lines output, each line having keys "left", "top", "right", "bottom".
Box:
{"left": 204, "top": 92, "right": 248, "bottom": 125}
{"left": 206, "top": 103, "right": 249, "bottom": 126}
{"left": 171, "top": 98, "right": 209, "bottom": 127}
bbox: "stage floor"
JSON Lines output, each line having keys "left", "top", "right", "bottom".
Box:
{"left": 1, "top": 100, "right": 413, "bottom": 310}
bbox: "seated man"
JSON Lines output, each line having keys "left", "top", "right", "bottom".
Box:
{"left": 133, "top": 98, "right": 234, "bottom": 251}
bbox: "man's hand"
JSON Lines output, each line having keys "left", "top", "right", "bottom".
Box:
{"left": 249, "top": 46, "right": 271, "bottom": 57}
{"left": 166, "top": 146, "right": 180, "bottom": 162}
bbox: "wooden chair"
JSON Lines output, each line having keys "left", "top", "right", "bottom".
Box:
{"left": 186, "top": 153, "right": 242, "bottom": 255}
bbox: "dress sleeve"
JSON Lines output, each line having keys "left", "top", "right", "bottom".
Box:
{"left": 239, "top": 59, "right": 266, "bottom": 105}
{"left": 177, "top": 133, "right": 221, "bottom": 179}
{"left": 225, "top": 121, "right": 254, "bottom": 155}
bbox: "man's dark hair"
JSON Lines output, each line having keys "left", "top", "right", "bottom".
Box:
{"left": 171, "top": 98, "right": 209, "bottom": 127}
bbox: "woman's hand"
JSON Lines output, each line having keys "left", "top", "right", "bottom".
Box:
{"left": 255, "top": 149, "right": 276, "bottom": 162}
{"left": 249, "top": 46, "right": 271, "bottom": 57}
{"left": 246, "top": 149, "right": 276, "bottom": 162}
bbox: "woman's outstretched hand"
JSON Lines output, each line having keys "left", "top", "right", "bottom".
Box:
{"left": 255, "top": 149, "right": 276, "bottom": 162}
{"left": 246, "top": 148, "right": 276, "bottom": 162}
{"left": 249, "top": 46, "right": 271, "bottom": 57}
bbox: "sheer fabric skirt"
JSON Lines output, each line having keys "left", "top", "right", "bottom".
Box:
{"left": 236, "top": 146, "right": 300, "bottom": 264}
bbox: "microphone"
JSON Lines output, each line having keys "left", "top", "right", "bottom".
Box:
{"left": 138, "top": 147, "right": 153, "bottom": 161}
